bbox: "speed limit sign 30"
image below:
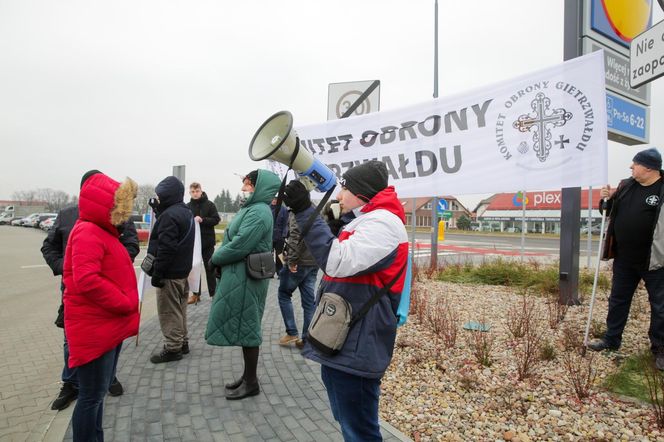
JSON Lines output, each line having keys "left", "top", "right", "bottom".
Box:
{"left": 327, "top": 80, "right": 381, "bottom": 120}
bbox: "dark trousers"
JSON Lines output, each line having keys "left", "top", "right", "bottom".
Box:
{"left": 320, "top": 365, "right": 382, "bottom": 442}
{"left": 194, "top": 245, "right": 216, "bottom": 297}
{"left": 62, "top": 332, "right": 78, "bottom": 387}
{"left": 274, "top": 240, "right": 285, "bottom": 274}
{"left": 72, "top": 344, "right": 121, "bottom": 442}
{"left": 605, "top": 259, "right": 664, "bottom": 352}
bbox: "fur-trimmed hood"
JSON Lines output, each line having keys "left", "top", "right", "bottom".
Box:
{"left": 79, "top": 173, "right": 137, "bottom": 234}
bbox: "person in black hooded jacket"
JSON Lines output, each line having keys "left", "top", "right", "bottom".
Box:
{"left": 186, "top": 182, "right": 220, "bottom": 304}
{"left": 146, "top": 176, "right": 195, "bottom": 364}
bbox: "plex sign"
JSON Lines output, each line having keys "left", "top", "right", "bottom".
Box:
{"left": 511, "top": 191, "right": 562, "bottom": 209}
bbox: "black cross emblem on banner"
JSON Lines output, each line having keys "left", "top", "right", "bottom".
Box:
{"left": 513, "top": 92, "right": 572, "bottom": 162}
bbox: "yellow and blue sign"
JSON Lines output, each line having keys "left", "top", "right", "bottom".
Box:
{"left": 591, "top": 0, "right": 652, "bottom": 47}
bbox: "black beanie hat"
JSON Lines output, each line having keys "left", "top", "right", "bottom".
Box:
{"left": 80, "top": 169, "right": 102, "bottom": 189}
{"left": 633, "top": 148, "right": 662, "bottom": 170}
{"left": 341, "top": 160, "right": 389, "bottom": 202}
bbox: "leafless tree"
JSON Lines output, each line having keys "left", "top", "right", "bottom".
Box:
{"left": 11, "top": 190, "right": 37, "bottom": 202}
{"left": 134, "top": 184, "right": 156, "bottom": 215}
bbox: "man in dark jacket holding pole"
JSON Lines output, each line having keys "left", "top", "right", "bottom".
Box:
{"left": 41, "top": 170, "right": 139, "bottom": 410}
{"left": 146, "top": 176, "right": 195, "bottom": 363}
{"left": 588, "top": 148, "right": 664, "bottom": 370}
{"left": 186, "top": 182, "right": 220, "bottom": 304}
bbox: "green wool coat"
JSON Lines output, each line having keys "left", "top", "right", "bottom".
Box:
{"left": 205, "top": 169, "right": 281, "bottom": 347}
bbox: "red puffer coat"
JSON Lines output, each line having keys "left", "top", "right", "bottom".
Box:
{"left": 63, "top": 173, "right": 139, "bottom": 368}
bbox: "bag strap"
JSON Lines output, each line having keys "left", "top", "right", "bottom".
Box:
{"left": 349, "top": 263, "right": 407, "bottom": 327}
{"left": 177, "top": 217, "right": 194, "bottom": 247}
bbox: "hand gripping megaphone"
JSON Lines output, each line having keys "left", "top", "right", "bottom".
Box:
{"left": 248, "top": 111, "right": 336, "bottom": 192}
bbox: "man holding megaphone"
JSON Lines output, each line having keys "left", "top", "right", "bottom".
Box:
{"left": 282, "top": 160, "right": 408, "bottom": 442}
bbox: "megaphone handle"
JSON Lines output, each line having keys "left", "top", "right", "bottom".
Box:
{"left": 273, "top": 139, "right": 302, "bottom": 224}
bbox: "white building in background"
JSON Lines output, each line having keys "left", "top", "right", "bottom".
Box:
{"left": 474, "top": 188, "right": 604, "bottom": 234}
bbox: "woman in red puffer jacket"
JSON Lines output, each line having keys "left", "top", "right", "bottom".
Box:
{"left": 63, "top": 171, "right": 139, "bottom": 442}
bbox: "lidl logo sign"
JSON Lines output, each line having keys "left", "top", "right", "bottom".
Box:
{"left": 591, "top": 0, "right": 652, "bottom": 47}
{"left": 512, "top": 191, "right": 529, "bottom": 207}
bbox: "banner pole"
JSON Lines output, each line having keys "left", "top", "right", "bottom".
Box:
{"left": 430, "top": 0, "right": 440, "bottom": 270}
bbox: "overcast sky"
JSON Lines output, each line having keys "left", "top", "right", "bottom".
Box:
{"left": 1, "top": 1, "right": 663, "bottom": 210}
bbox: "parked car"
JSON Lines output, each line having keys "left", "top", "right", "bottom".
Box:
{"left": 581, "top": 224, "right": 603, "bottom": 235}
{"left": 11, "top": 218, "right": 24, "bottom": 226}
{"left": 0, "top": 214, "right": 17, "bottom": 225}
{"left": 134, "top": 221, "right": 151, "bottom": 242}
{"left": 31, "top": 213, "right": 57, "bottom": 228}
{"left": 40, "top": 216, "right": 57, "bottom": 231}
{"left": 19, "top": 213, "right": 41, "bottom": 227}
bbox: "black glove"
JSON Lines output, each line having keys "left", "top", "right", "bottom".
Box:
{"left": 283, "top": 180, "right": 311, "bottom": 214}
{"left": 151, "top": 273, "right": 165, "bottom": 288}
{"left": 328, "top": 218, "right": 346, "bottom": 237}
{"left": 208, "top": 261, "right": 222, "bottom": 280}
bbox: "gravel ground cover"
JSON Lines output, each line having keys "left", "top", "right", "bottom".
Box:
{"left": 380, "top": 278, "right": 664, "bottom": 441}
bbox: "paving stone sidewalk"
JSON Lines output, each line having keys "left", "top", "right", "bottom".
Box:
{"left": 63, "top": 280, "right": 410, "bottom": 441}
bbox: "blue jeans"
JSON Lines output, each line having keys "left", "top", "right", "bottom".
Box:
{"left": 605, "top": 259, "right": 664, "bottom": 352}
{"left": 71, "top": 345, "right": 121, "bottom": 442}
{"left": 62, "top": 332, "right": 78, "bottom": 387}
{"left": 320, "top": 365, "right": 382, "bottom": 442}
{"left": 277, "top": 265, "right": 317, "bottom": 337}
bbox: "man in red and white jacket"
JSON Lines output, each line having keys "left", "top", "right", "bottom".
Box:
{"left": 284, "top": 160, "right": 408, "bottom": 441}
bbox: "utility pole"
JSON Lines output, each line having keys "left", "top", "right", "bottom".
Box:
{"left": 430, "top": 0, "right": 440, "bottom": 269}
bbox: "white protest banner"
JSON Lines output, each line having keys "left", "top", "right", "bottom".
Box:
{"left": 289, "top": 51, "right": 607, "bottom": 197}
{"left": 187, "top": 222, "right": 203, "bottom": 293}
{"left": 137, "top": 210, "right": 154, "bottom": 303}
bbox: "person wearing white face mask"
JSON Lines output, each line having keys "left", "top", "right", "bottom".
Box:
{"left": 205, "top": 169, "right": 281, "bottom": 400}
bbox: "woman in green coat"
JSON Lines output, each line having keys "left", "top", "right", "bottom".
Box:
{"left": 205, "top": 169, "right": 281, "bottom": 400}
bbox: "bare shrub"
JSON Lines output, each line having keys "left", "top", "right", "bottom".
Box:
{"left": 561, "top": 349, "right": 597, "bottom": 399}
{"left": 640, "top": 352, "right": 664, "bottom": 428}
{"left": 428, "top": 296, "right": 459, "bottom": 348}
{"left": 561, "top": 324, "right": 584, "bottom": 353}
{"left": 506, "top": 293, "right": 538, "bottom": 339}
{"left": 512, "top": 300, "right": 545, "bottom": 380}
{"left": 546, "top": 291, "right": 569, "bottom": 329}
{"left": 465, "top": 322, "right": 495, "bottom": 367}
{"left": 410, "top": 285, "right": 429, "bottom": 325}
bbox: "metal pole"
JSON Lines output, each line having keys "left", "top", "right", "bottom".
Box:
{"left": 520, "top": 190, "right": 526, "bottom": 262}
{"left": 411, "top": 198, "right": 416, "bottom": 266}
{"left": 586, "top": 186, "right": 592, "bottom": 268}
{"left": 583, "top": 199, "right": 608, "bottom": 346}
{"left": 430, "top": 0, "right": 439, "bottom": 270}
